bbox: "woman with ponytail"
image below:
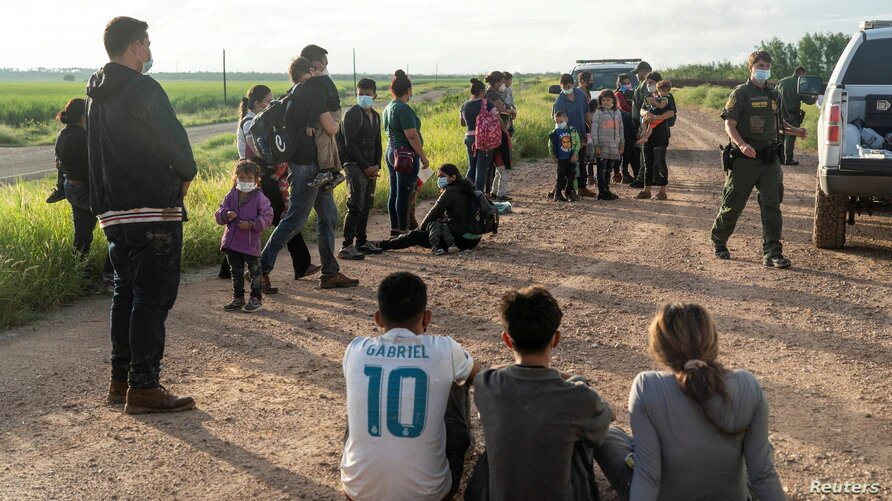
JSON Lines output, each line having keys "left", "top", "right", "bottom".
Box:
{"left": 236, "top": 84, "right": 272, "bottom": 159}
{"left": 53, "top": 98, "right": 114, "bottom": 281}
{"left": 383, "top": 69, "right": 429, "bottom": 235}
{"left": 593, "top": 303, "right": 785, "bottom": 500}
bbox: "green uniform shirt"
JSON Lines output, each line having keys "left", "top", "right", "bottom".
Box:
{"left": 775, "top": 75, "right": 817, "bottom": 124}
{"left": 721, "top": 81, "right": 781, "bottom": 150}
{"left": 383, "top": 99, "right": 422, "bottom": 149}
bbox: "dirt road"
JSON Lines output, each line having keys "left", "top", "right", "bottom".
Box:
{"left": 1, "top": 107, "right": 890, "bottom": 500}
{"left": 0, "top": 122, "right": 236, "bottom": 184}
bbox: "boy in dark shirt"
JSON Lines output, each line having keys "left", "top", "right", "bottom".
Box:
{"left": 466, "top": 286, "right": 614, "bottom": 501}
{"left": 548, "top": 110, "right": 581, "bottom": 202}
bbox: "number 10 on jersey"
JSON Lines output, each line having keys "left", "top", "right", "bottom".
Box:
{"left": 364, "top": 366, "right": 429, "bottom": 438}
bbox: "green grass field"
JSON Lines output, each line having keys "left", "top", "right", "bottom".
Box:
{"left": 673, "top": 84, "right": 819, "bottom": 151}
{"left": 0, "top": 79, "right": 553, "bottom": 329}
{"left": 0, "top": 78, "right": 469, "bottom": 146}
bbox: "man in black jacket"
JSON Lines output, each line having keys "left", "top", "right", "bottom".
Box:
{"left": 338, "top": 78, "right": 384, "bottom": 260}
{"left": 86, "top": 16, "right": 196, "bottom": 414}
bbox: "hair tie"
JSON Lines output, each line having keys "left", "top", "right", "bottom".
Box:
{"left": 683, "top": 359, "right": 708, "bottom": 371}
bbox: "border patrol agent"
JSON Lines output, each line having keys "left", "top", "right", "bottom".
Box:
{"left": 710, "top": 50, "right": 808, "bottom": 269}
{"left": 776, "top": 66, "right": 817, "bottom": 165}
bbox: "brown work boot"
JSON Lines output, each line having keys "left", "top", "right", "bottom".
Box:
{"left": 577, "top": 187, "right": 596, "bottom": 197}
{"left": 262, "top": 273, "right": 278, "bottom": 295}
{"left": 320, "top": 272, "right": 360, "bottom": 289}
{"left": 124, "top": 386, "right": 196, "bottom": 414}
{"left": 106, "top": 380, "right": 127, "bottom": 405}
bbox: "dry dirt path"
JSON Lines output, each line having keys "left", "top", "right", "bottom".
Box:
{"left": 1, "top": 107, "right": 890, "bottom": 500}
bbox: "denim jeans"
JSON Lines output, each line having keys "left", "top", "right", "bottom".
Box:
{"left": 104, "top": 221, "right": 182, "bottom": 388}
{"left": 380, "top": 229, "right": 480, "bottom": 251}
{"left": 64, "top": 180, "right": 97, "bottom": 257}
{"left": 555, "top": 159, "right": 577, "bottom": 194}
{"left": 261, "top": 163, "right": 339, "bottom": 278}
{"left": 225, "top": 250, "right": 262, "bottom": 300}
{"left": 343, "top": 163, "right": 377, "bottom": 247}
{"left": 464, "top": 135, "right": 494, "bottom": 192}
{"left": 260, "top": 174, "right": 312, "bottom": 277}
{"left": 385, "top": 147, "right": 420, "bottom": 231}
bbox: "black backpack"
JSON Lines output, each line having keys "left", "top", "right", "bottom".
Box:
{"left": 466, "top": 190, "right": 499, "bottom": 236}
{"left": 247, "top": 88, "right": 296, "bottom": 164}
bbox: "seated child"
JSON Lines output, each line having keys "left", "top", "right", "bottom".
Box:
{"left": 465, "top": 286, "right": 615, "bottom": 501}
{"left": 548, "top": 110, "right": 581, "bottom": 202}
{"left": 636, "top": 79, "right": 674, "bottom": 145}
{"left": 307, "top": 75, "right": 346, "bottom": 190}
{"left": 341, "top": 272, "right": 479, "bottom": 501}
{"left": 214, "top": 161, "right": 274, "bottom": 313}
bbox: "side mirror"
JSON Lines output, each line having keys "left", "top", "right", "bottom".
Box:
{"left": 548, "top": 84, "right": 561, "bottom": 95}
{"left": 797, "top": 75, "right": 823, "bottom": 97}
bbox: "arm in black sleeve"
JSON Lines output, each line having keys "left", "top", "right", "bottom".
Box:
{"left": 342, "top": 107, "right": 369, "bottom": 169}
{"left": 418, "top": 190, "right": 454, "bottom": 230}
{"left": 146, "top": 82, "right": 196, "bottom": 181}
{"left": 374, "top": 110, "right": 383, "bottom": 167}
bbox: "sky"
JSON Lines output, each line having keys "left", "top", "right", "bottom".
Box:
{"left": 2, "top": 0, "right": 891, "bottom": 75}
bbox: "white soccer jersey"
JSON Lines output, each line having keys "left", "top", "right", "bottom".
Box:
{"left": 340, "top": 328, "right": 474, "bottom": 501}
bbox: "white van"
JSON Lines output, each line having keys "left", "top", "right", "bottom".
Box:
{"left": 813, "top": 20, "right": 892, "bottom": 248}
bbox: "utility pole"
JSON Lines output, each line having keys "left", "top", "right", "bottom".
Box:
{"left": 435, "top": 63, "right": 438, "bottom": 83}
{"left": 222, "top": 48, "right": 227, "bottom": 105}
{"left": 352, "top": 48, "right": 357, "bottom": 99}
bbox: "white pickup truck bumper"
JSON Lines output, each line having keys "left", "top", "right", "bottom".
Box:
{"left": 820, "top": 164, "right": 892, "bottom": 197}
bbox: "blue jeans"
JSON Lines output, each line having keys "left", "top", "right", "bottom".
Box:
{"left": 464, "top": 135, "right": 494, "bottom": 192}
{"left": 261, "top": 163, "right": 339, "bottom": 278}
{"left": 385, "top": 147, "right": 420, "bottom": 231}
{"left": 64, "top": 180, "right": 97, "bottom": 257}
{"left": 596, "top": 158, "right": 620, "bottom": 194}
{"left": 105, "top": 221, "right": 183, "bottom": 388}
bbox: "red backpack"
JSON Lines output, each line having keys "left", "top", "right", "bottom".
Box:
{"left": 473, "top": 99, "right": 502, "bottom": 153}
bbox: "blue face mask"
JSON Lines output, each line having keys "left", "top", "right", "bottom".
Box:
{"left": 137, "top": 43, "right": 153, "bottom": 74}
{"left": 357, "top": 95, "right": 374, "bottom": 109}
{"left": 621, "top": 84, "right": 632, "bottom": 91}
{"left": 437, "top": 177, "right": 449, "bottom": 189}
{"left": 753, "top": 68, "right": 771, "bottom": 83}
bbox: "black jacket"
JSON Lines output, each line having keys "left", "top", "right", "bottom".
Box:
{"left": 86, "top": 63, "right": 196, "bottom": 224}
{"left": 55, "top": 125, "right": 89, "bottom": 182}
{"left": 338, "top": 104, "right": 382, "bottom": 170}
{"left": 419, "top": 183, "right": 474, "bottom": 237}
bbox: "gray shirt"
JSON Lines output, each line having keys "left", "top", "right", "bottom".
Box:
{"left": 474, "top": 365, "right": 614, "bottom": 501}
{"left": 629, "top": 370, "right": 785, "bottom": 501}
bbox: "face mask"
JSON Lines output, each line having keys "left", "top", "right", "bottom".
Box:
{"left": 647, "top": 84, "right": 657, "bottom": 93}
{"left": 137, "top": 43, "right": 153, "bottom": 74}
{"left": 556, "top": 122, "right": 568, "bottom": 129}
{"left": 585, "top": 82, "right": 594, "bottom": 91}
{"left": 357, "top": 95, "right": 374, "bottom": 109}
{"left": 621, "top": 84, "right": 632, "bottom": 91}
{"left": 436, "top": 177, "right": 449, "bottom": 189}
{"left": 236, "top": 181, "right": 255, "bottom": 193}
{"left": 561, "top": 87, "right": 573, "bottom": 95}
{"left": 753, "top": 68, "right": 771, "bottom": 83}
{"left": 499, "top": 84, "right": 507, "bottom": 92}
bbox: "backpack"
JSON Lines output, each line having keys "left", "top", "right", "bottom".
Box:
{"left": 247, "top": 88, "right": 296, "bottom": 164}
{"left": 473, "top": 99, "right": 502, "bottom": 152}
{"left": 466, "top": 190, "right": 499, "bottom": 236}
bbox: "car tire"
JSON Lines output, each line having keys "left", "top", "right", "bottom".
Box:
{"left": 813, "top": 177, "right": 848, "bottom": 249}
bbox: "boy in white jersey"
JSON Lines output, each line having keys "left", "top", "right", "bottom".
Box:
{"left": 341, "top": 272, "right": 479, "bottom": 501}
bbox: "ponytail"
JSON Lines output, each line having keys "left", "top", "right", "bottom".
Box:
{"left": 647, "top": 303, "right": 746, "bottom": 435}
{"left": 391, "top": 69, "right": 412, "bottom": 98}
{"left": 238, "top": 85, "right": 272, "bottom": 121}
{"left": 469, "top": 78, "right": 485, "bottom": 97}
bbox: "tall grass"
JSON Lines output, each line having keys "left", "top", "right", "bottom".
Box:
{"left": 0, "top": 80, "right": 555, "bottom": 329}
{"left": 673, "top": 85, "right": 819, "bottom": 151}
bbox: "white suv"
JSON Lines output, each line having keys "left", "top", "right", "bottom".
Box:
{"left": 813, "top": 20, "right": 892, "bottom": 248}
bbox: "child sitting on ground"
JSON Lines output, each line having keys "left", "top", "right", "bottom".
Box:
{"left": 548, "top": 110, "right": 581, "bottom": 202}
{"left": 636, "top": 80, "right": 673, "bottom": 145}
{"left": 307, "top": 75, "right": 345, "bottom": 190}
{"left": 214, "top": 161, "right": 274, "bottom": 313}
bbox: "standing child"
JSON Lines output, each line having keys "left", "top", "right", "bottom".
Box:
{"left": 591, "top": 90, "right": 624, "bottom": 200}
{"left": 636, "top": 80, "right": 673, "bottom": 145}
{"left": 215, "top": 161, "right": 274, "bottom": 313}
{"left": 548, "top": 110, "right": 581, "bottom": 202}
